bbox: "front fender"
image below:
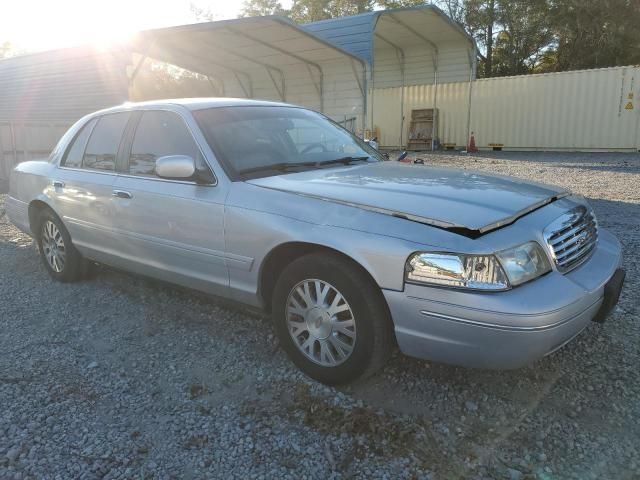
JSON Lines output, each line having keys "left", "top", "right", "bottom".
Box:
{"left": 224, "top": 203, "right": 426, "bottom": 307}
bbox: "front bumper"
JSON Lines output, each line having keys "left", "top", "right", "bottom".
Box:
{"left": 384, "top": 229, "right": 623, "bottom": 369}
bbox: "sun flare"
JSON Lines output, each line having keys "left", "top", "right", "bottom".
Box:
{"left": 0, "top": 0, "right": 245, "bottom": 53}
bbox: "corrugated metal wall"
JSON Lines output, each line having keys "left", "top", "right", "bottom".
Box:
{"left": 0, "top": 47, "right": 131, "bottom": 122}
{"left": 0, "top": 122, "right": 70, "bottom": 180}
{"left": 374, "top": 65, "right": 640, "bottom": 151}
{"left": 373, "top": 42, "right": 472, "bottom": 88}
{"left": 0, "top": 47, "right": 132, "bottom": 182}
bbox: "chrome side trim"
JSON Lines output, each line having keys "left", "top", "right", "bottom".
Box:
{"left": 115, "top": 172, "right": 216, "bottom": 187}
{"left": 58, "top": 166, "right": 117, "bottom": 177}
{"left": 58, "top": 166, "right": 217, "bottom": 187}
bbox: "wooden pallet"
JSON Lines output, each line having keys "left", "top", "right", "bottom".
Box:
{"left": 407, "top": 108, "right": 437, "bottom": 151}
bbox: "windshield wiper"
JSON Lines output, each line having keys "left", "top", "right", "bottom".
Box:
{"left": 239, "top": 162, "right": 317, "bottom": 175}
{"left": 317, "top": 156, "right": 370, "bottom": 166}
{"left": 240, "top": 157, "right": 369, "bottom": 176}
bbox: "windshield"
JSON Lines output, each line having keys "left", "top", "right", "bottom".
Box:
{"left": 193, "top": 106, "right": 383, "bottom": 179}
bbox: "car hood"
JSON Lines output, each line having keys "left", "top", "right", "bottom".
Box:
{"left": 246, "top": 162, "right": 568, "bottom": 234}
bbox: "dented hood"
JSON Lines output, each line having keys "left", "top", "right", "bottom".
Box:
{"left": 246, "top": 162, "right": 568, "bottom": 233}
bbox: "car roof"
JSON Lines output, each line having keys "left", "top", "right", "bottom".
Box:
{"left": 94, "top": 97, "right": 296, "bottom": 116}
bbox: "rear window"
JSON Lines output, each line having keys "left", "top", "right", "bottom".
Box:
{"left": 61, "top": 118, "right": 97, "bottom": 168}
{"left": 82, "top": 112, "right": 130, "bottom": 171}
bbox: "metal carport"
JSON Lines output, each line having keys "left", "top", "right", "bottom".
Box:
{"left": 128, "top": 16, "right": 368, "bottom": 132}
{"left": 304, "top": 6, "right": 477, "bottom": 146}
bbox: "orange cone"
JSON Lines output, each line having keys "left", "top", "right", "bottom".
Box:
{"left": 468, "top": 132, "right": 478, "bottom": 153}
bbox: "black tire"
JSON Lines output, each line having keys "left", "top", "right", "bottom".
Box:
{"left": 35, "top": 208, "right": 85, "bottom": 282}
{"left": 272, "top": 252, "right": 394, "bottom": 385}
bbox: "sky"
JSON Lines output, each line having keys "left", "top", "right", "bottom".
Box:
{"left": 1, "top": 0, "right": 289, "bottom": 53}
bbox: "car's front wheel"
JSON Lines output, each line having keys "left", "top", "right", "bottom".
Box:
{"left": 272, "top": 252, "right": 394, "bottom": 384}
{"left": 36, "top": 209, "right": 85, "bottom": 282}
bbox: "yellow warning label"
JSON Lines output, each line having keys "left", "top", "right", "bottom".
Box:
{"left": 625, "top": 101, "right": 634, "bottom": 110}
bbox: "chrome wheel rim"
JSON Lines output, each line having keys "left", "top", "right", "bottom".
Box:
{"left": 286, "top": 279, "right": 356, "bottom": 367}
{"left": 41, "top": 220, "right": 66, "bottom": 273}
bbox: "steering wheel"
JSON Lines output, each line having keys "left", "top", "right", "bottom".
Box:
{"left": 300, "top": 143, "right": 328, "bottom": 155}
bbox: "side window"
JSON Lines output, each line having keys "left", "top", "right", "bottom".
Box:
{"left": 129, "top": 111, "right": 200, "bottom": 177}
{"left": 61, "top": 118, "right": 97, "bottom": 168}
{"left": 82, "top": 112, "right": 130, "bottom": 171}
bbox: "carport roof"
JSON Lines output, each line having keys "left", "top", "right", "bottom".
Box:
{"left": 129, "top": 15, "right": 367, "bottom": 80}
{"left": 303, "top": 5, "right": 477, "bottom": 66}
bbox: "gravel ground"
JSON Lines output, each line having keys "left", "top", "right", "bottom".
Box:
{"left": 1, "top": 151, "right": 639, "bottom": 480}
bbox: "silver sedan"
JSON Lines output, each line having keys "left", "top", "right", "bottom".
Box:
{"left": 6, "top": 98, "right": 625, "bottom": 384}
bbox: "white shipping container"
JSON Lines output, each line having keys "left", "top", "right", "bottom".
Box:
{"left": 372, "top": 65, "right": 640, "bottom": 152}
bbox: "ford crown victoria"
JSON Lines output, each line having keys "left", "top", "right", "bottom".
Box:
{"left": 6, "top": 99, "right": 625, "bottom": 384}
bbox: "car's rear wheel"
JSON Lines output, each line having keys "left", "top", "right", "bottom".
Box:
{"left": 36, "top": 209, "right": 85, "bottom": 282}
{"left": 272, "top": 252, "right": 394, "bottom": 384}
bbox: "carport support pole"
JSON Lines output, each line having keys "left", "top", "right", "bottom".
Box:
{"left": 363, "top": 67, "right": 368, "bottom": 135}
{"left": 127, "top": 50, "right": 150, "bottom": 100}
{"left": 400, "top": 59, "right": 405, "bottom": 146}
{"left": 151, "top": 43, "right": 256, "bottom": 100}
{"left": 223, "top": 26, "right": 324, "bottom": 112}
{"left": 9, "top": 122, "right": 17, "bottom": 168}
{"left": 432, "top": 53, "right": 439, "bottom": 151}
{"left": 369, "top": 64, "right": 374, "bottom": 137}
{"left": 320, "top": 70, "right": 324, "bottom": 114}
{"left": 207, "top": 75, "right": 225, "bottom": 97}
{"left": 385, "top": 13, "right": 440, "bottom": 150}
{"left": 465, "top": 48, "right": 477, "bottom": 151}
{"left": 375, "top": 33, "right": 406, "bottom": 147}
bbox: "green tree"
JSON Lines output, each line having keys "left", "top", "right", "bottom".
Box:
{"left": 288, "top": 0, "right": 374, "bottom": 23}
{"left": 549, "top": 0, "right": 640, "bottom": 71}
{"left": 240, "top": 0, "right": 286, "bottom": 17}
{"left": 230, "top": 0, "right": 640, "bottom": 75}
{"left": 463, "top": 0, "right": 496, "bottom": 76}
{"left": 490, "top": 0, "right": 553, "bottom": 76}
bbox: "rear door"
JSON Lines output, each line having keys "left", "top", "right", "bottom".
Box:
{"left": 110, "top": 108, "right": 229, "bottom": 296}
{"left": 52, "top": 112, "right": 131, "bottom": 259}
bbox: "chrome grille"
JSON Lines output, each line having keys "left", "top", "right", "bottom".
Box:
{"left": 543, "top": 205, "right": 598, "bottom": 273}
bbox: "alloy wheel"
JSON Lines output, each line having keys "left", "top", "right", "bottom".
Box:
{"left": 286, "top": 278, "right": 356, "bottom": 366}
{"left": 41, "top": 220, "right": 66, "bottom": 273}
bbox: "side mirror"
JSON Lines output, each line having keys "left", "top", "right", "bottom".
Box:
{"left": 155, "top": 155, "right": 195, "bottom": 179}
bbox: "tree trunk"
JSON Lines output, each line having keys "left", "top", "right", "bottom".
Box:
{"left": 485, "top": 0, "right": 495, "bottom": 77}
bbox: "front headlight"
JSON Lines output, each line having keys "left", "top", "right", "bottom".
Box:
{"left": 495, "top": 241, "right": 551, "bottom": 286}
{"left": 406, "top": 253, "right": 510, "bottom": 290}
{"left": 406, "top": 242, "right": 552, "bottom": 291}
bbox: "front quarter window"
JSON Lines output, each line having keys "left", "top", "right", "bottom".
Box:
{"left": 194, "top": 106, "right": 382, "bottom": 179}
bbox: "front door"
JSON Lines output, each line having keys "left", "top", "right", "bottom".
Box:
{"left": 110, "top": 109, "right": 229, "bottom": 296}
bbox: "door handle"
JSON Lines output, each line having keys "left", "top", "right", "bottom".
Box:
{"left": 112, "top": 190, "right": 133, "bottom": 199}
{"left": 53, "top": 181, "right": 65, "bottom": 188}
